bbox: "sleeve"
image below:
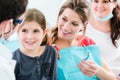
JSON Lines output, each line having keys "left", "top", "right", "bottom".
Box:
{"left": 77, "top": 35, "right": 96, "bottom": 46}
{"left": 12, "top": 51, "right": 20, "bottom": 80}
{"left": 14, "top": 62, "right": 19, "bottom": 79}
{"left": 0, "top": 57, "right": 15, "bottom": 80}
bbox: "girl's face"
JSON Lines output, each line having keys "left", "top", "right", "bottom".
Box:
{"left": 91, "top": 0, "right": 117, "bottom": 18}
{"left": 18, "top": 21, "right": 46, "bottom": 51}
{"left": 57, "top": 8, "right": 84, "bottom": 40}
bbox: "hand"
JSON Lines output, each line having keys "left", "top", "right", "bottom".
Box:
{"left": 78, "top": 60, "right": 100, "bottom": 77}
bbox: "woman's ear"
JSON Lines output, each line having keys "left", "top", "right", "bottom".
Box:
{"left": 83, "top": 21, "right": 88, "bottom": 28}
{"left": 112, "top": 0, "right": 118, "bottom": 8}
{"left": 79, "top": 21, "right": 88, "bottom": 32}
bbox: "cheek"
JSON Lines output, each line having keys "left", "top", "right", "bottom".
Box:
{"left": 91, "top": 2, "right": 95, "bottom": 8}
{"left": 58, "top": 18, "right": 64, "bottom": 26}
{"left": 73, "top": 27, "right": 81, "bottom": 32}
{"left": 37, "top": 37, "right": 44, "bottom": 45}
{"left": 19, "top": 38, "right": 25, "bottom": 46}
{"left": 57, "top": 22, "right": 61, "bottom": 29}
{"left": 57, "top": 24, "right": 62, "bottom": 35}
{"left": 37, "top": 35, "right": 44, "bottom": 41}
{"left": 91, "top": 6, "right": 95, "bottom": 12}
{"left": 109, "top": 7, "right": 114, "bottom": 13}
{"left": 18, "top": 33, "right": 25, "bottom": 42}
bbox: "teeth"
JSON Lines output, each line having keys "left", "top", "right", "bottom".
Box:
{"left": 96, "top": 9, "right": 104, "bottom": 13}
{"left": 26, "top": 41, "right": 34, "bottom": 44}
{"left": 62, "top": 29, "right": 69, "bottom": 34}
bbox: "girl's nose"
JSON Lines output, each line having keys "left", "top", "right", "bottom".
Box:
{"left": 26, "top": 32, "right": 34, "bottom": 39}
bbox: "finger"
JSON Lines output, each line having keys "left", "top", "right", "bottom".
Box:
{"left": 79, "top": 64, "right": 95, "bottom": 76}
{"left": 79, "top": 61, "right": 99, "bottom": 76}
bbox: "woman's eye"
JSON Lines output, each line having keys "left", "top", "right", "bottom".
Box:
{"left": 72, "top": 22, "right": 78, "bottom": 26}
{"left": 94, "top": 0, "right": 109, "bottom": 4}
{"left": 103, "top": 1, "right": 109, "bottom": 3}
{"left": 34, "top": 29, "right": 40, "bottom": 33}
{"left": 62, "top": 17, "right": 67, "bottom": 22}
{"left": 94, "top": 0, "right": 98, "bottom": 3}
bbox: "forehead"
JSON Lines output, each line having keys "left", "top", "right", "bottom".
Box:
{"left": 61, "top": 8, "right": 82, "bottom": 22}
{"left": 21, "top": 21, "right": 42, "bottom": 29}
{"left": 92, "top": 0, "right": 111, "bottom": 2}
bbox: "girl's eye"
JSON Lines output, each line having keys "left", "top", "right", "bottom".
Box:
{"left": 22, "top": 29, "right": 27, "bottom": 32}
{"left": 34, "top": 29, "right": 40, "bottom": 33}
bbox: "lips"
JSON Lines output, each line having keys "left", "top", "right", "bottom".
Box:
{"left": 61, "top": 28, "right": 71, "bottom": 35}
{"left": 25, "top": 41, "right": 35, "bottom": 45}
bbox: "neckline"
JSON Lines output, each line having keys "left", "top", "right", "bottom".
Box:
{"left": 87, "top": 23, "right": 110, "bottom": 36}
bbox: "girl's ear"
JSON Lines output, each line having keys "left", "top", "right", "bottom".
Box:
{"left": 43, "top": 29, "right": 47, "bottom": 37}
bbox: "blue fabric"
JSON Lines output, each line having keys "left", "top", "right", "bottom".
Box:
{"left": 58, "top": 45, "right": 102, "bottom": 80}
{"left": 2, "top": 39, "right": 21, "bottom": 52}
{"left": 92, "top": 11, "right": 113, "bottom": 22}
{"left": 0, "top": 32, "right": 21, "bottom": 52}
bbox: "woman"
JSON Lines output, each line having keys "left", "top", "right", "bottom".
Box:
{"left": 51, "top": 0, "right": 116, "bottom": 80}
{"left": 86, "top": 0, "right": 120, "bottom": 79}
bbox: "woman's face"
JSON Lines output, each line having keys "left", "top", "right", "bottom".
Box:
{"left": 91, "top": 0, "right": 116, "bottom": 18}
{"left": 57, "top": 8, "right": 84, "bottom": 40}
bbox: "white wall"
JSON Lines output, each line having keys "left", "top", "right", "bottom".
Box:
{"left": 27, "top": 0, "right": 65, "bottom": 27}
{"left": 27, "top": 0, "right": 120, "bottom": 27}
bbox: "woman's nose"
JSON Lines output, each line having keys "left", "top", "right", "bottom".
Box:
{"left": 97, "top": 2, "right": 104, "bottom": 8}
{"left": 62, "top": 22, "right": 70, "bottom": 30}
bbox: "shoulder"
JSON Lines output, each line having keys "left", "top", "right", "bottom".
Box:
{"left": 77, "top": 35, "right": 96, "bottom": 46}
{"left": 45, "top": 45, "right": 56, "bottom": 55}
{"left": 12, "top": 49, "right": 21, "bottom": 61}
{"left": 46, "top": 45, "right": 56, "bottom": 52}
{"left": 13, "top": 49, "right": 20, "bottom": 56}
{"left": 44, "top": 46, "right": 57, "bottom": 61}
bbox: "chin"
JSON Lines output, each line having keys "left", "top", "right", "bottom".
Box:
{"left": 26, "top": 47, "right": 34, "bottom": 51}
{"left": 64, "top": 36, "right": 74, "bottom": 40}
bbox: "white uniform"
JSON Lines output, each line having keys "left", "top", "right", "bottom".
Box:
{"left": 86, "top": 23, "right": 120, "bottom": 79}
{"left": 0, "top": 43, "right": 16, "bottom": 80}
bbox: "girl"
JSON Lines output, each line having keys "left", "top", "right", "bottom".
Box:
{"left": 13, "top": 9, "right": 57, "bottom": 80}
